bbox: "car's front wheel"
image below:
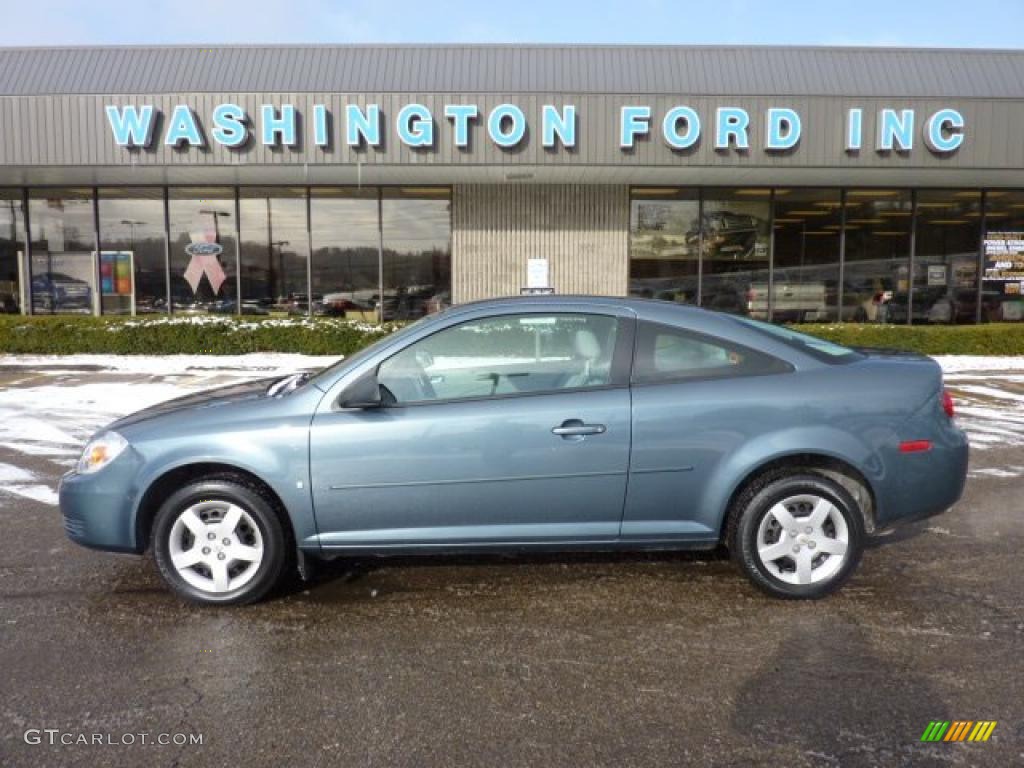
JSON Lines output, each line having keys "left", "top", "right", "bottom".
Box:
{"left": 151, "top": 476, "right": 289, "bottom": 605}
{"left": 731, "top": 472, "right": 865, "bottom": 599}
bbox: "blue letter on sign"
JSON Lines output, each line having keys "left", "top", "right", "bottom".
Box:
{"left": 346, "top": 104, "right": 381, "bottom": 147}
{"left": 662, "top": 106, "right": 700, "bottom": 150}
{"left": 846, "top": 108, "right": 863, "bottom": 152}
{"left": 715, "top": 107, "right": 750, "bottom": 150}
{"left": 542, "top": 105, "right": 576, "bottom": 148}
{"left": 444, "top": 104, "right": 478, "bottom": 148}
{"left": 488, "top": 104, "right": 526, "bottom": 147}
{"left": 164, "top": 105, "right": 204, "bottom": 147}
{"left": 397, "top": 104, "right": 434, "bottom": 147}
{"left": 765, "top": 108, "right": 801, "bottom": 150}
{"left": 211, "top": 103, "right": 247, "bottom": 147}
{"left": 313, "top": 104, "right": 329, "bottom": 147}
{"left": 924, "top": 108, "right": 964, "bottom": 153}
{"left": 620, "top": 106, "right": 651, "bottom": 148}
{"left": 106, "top": 105, "right": 156, "bottom": 147}
{"left": 261, "top": 104, "right": 297, "bottom": 146}
{"left": 877, "top": 109, "right": 914, "bottom": 151}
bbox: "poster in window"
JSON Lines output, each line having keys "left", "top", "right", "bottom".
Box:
{"left": 983, "top": 231, "right": 1024, "bottom": 289}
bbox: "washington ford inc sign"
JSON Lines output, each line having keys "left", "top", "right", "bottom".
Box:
{"left": 105, "top": 102, "right": 966, "bottom": 156}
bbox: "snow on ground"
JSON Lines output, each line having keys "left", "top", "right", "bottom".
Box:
{"left": 0, "top": 353, "right": 338, "bottom": 376}
{"left": 937, "top": 357, "right": 1024, "bottom": 453}
{"left": 0, "top": 353, "right": 1020, "bottom": 507}
{"left": 0, "top": 354, "right": 338, "bottom": 506}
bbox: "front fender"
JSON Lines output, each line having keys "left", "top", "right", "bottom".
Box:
{"left": 127, "top": 424, "right": 317, "bottom": 551}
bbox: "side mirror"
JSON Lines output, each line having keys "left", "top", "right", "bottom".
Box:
{"left": 338, "top": 373, "right": 383, "bottom": 410}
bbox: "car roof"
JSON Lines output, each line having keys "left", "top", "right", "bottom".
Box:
{"left": 451, "top": 294, "right": 707, "bottom": 317}
{"left": 439, "top": 295, "right": 824, "bottom": 369}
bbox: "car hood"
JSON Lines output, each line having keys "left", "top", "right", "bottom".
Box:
{"left": 107, "top": 377, "right": 281, "bottom": 431}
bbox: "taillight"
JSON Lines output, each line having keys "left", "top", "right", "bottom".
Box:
{"left": 942, "top": 389, "right": 955, "bottom": 419}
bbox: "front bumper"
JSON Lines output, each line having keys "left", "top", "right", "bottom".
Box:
{"left": 58, "top": 452, "right": 144, "bottom": 554}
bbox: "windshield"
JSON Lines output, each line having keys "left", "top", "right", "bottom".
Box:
{"left": 305, "top": 314, "right": 436, "bottom": 389}
{"left": 731, "top": 317, "right": 862, "bottom": 364}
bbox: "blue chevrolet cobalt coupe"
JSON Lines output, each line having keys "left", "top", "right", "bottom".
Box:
{"left": 60, "top": 297, "right": 968, "bottom": 604}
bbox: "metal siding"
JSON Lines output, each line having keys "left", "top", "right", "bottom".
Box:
{"left": 452, "top": 184, "right": 628, "bottom": 303}
{"left": 3, "top": 45, "right": 1024, "bottom": 97}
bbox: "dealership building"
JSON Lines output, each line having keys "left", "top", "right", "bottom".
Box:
{"left": 1, "top": 44, "right": 1023, "bottom": 324}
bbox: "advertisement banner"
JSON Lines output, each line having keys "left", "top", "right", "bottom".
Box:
{"left": 983, "top": 231, "right": 1024, "bottom": 291}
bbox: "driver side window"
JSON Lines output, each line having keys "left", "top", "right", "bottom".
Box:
{"left": 378, "top": 313, "right": 620, "bottom": 404}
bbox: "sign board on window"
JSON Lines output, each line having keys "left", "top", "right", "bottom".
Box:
{"left": 927, "top": 265, "right": 947, "bottom": 286}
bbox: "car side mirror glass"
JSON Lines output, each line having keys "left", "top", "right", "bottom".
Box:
{"left": 338, "top": 373, "right": 384, "bottom": 410}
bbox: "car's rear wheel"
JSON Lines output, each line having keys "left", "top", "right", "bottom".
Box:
{"left": 152, "top": 477, "right": 288, "bottom": 605}
{"left": 730, "top": 473, "right": 865, "bottom": 599}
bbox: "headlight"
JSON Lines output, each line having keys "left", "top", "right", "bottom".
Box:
{"left": 77, "top": 432, "right": 129, "bottom": 475}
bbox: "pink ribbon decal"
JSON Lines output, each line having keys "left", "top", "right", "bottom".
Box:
{"left": 183, "top": 232, "right": 227, "bottom": 295}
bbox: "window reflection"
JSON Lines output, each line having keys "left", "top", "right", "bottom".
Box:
{"left": 843, "top": 190, "right": 912, "bottom": 323}
{"left": 701, "top": 189, "right": 772, "bottom": 316}
{"left": 98, "top": 188, "right": 167, "bottom": 314}
{"left": 310, "top": 188, "right": 379, "bottom": 320}
{"left": 381, "top": 187, "right": 451, "bottom": 321}
{"left": 914, "top": 191, "right": 981, "bottom": 324}
{"left": 772, "top": 189, "right": 841, "bottom": 323}
{"left": 168, "top": 188, "right": 236, "bottom": 314}
{"left": 628, "top": 188, "right": 699, "bottom": 304}
{"left": 28, "top": 188, "right": 96, "bottom": 315}
{"left": 239, "top": 188, "right": 309, "bottom": 315}
{"left": 0, "top": 191, "right": 25, "bottom": 314}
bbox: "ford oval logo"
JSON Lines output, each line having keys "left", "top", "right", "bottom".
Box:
{"left": 185, "top": 242, "right": 223, "bottom": 257}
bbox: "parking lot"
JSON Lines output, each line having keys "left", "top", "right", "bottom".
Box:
{"left": 0, "top": 355, "right": 1021, "bottom": 767}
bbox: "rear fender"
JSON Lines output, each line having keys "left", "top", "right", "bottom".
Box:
{"left": 702, "top": 426, "right": 885, "bottom": 535}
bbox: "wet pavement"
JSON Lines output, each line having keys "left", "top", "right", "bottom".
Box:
{"left": 0, "top": 362, "right": 1022, "bottom": 767}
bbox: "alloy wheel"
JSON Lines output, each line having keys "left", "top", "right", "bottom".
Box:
{"left": 755, "top": 493, "right": 849, "bottom": 586}
{"left": 167, "top": 501, "right": 264, "bottom": 594}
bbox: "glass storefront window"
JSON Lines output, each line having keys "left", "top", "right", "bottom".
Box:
{"left": 0, "top": 190, "right": 25, "bottom": 314}
{"left": 97, "top": 187, "right": 168, "bottom": 314}
{"left": 239, "top": 188, "right": 309, "bottom": 316}
{"left": 843, "top": 189, "right": 912, "bottom": 323}
{"left": 772, "top": 189, "right": 841, "bottom": 323}
{"left": 914, "top": 190, "right": 981, "bottom": 324}
{"left": 628, "top": 188, "right": 699, "bottom": 304}
{"left": 981, "top": 191, "right": 1024, "bottom": 322}
{"left": 381, "top": 187, "right": 451, "bottom": 321}
{"left": 168, "top": 187, "right": 237, "bottom": 314}
{"left": 701, "top": 189, "right": 772, "bottom": 316}
{"left": 310, "top": 188, "right": 379, "bottom": 320}
{"left": 28, "top": 188, "right": 96, "bottom": 315}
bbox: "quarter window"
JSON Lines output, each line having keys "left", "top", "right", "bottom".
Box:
{"left": 378, "top": 313, "right": 621, "bottom": 404}
{"left": 633, "top": 321, "right": 790, "bottom": 383}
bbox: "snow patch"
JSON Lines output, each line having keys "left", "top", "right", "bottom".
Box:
{"left": 936, "top": 356, "right": 1024, "bottom": 373}
{"left": 968, "top": 466, "right": 1024, "bottom": 479}
{"left": 0, "top": 462, "right": 60, "bottom": 506}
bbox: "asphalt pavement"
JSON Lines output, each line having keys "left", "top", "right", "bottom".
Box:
{"left": 0, "top": 368, "right": 1021, "bottom": 768}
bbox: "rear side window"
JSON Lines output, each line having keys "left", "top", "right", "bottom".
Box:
{"left": 632, "top": 321, "right": 791, "bottom": 384}
{"left": 731, "top": 316, "right": 862, "bottom": 364}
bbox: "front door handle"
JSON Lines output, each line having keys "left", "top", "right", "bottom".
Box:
{"left": 552, "top": 419, "right": 607, "bottom": 438}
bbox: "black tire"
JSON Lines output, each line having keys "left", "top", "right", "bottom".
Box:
{"left": 729, "top": 472, "right": 865, "bottom": 599}
{"left": 151, "top": 476, "right": 290, "bottom": 606}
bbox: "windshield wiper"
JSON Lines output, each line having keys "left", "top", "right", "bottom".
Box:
{"left": 267, "top": 372, "right": 310, "bottom": 397}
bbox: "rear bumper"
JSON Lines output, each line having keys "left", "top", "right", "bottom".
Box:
{"left": 875, "top": 426, "right": 969, "bottom": 529}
